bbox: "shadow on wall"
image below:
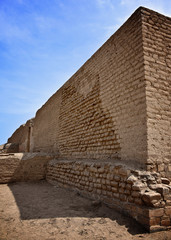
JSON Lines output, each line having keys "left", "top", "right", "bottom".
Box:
{"left": 7, "top": 181, "right": 146, "bottom": 235}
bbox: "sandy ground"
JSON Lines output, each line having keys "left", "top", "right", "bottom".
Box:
{"left": 0, "top": 181, "right": 170, "bottom": 240}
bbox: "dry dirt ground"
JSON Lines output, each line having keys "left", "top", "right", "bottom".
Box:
{"left": 0, "top": 181, "right": 170, "bottom": 240}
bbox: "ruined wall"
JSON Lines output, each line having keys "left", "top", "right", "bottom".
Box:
{"left": 33, "top": 7, "right": 147, "bottom": 167}
{"left": 0, "top": 153, "right": 53, "bottom": 183}
{"left": 47, "top": 160, "right": 171, "bottom": 231}
{"left": 141, "top": 8, "right": 171, "bottom": 179}
{"left": 8, "top": 119, "right": 34, "bottom": 152}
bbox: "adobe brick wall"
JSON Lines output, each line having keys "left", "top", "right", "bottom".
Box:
{"left": 0, "top": 153, "right": 54, "bottom": 183}
{"left": 8, "top": 119, "right": 34, "bottom": 152}
{"left": 141, "top": 8, "right": 171, "bottom": 179}
{"left": 33, "top": 7, "right": 147, "bottom": 167}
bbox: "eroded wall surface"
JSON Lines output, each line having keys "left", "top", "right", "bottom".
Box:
{"left": 33, "top": 7, "right": 147, "bottom": 167}
{"left": 0, "top": 153, "right": 53, "bottom": 183}
{"left": 47, "top": 160, "right": 171, "bottom": 231}
{"left": 141, "top": 8, "right": 171, "bottom": 179}
{"left": 8, "top": 119, "right": 34, "bottom": 152}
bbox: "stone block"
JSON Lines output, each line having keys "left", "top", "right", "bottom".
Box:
{"left": 161, "top": 178, "right": 170, "bottom": 185}
{"left": 132, "top": 191, "right": 140, "bottom": 198}
{"left": 149, "top": 209, "right": 164, "bottom": 217}
{"left": 127, "top": 175, "right": 138, "bottom": 184}
{"left": 149, "top": 217, "right": 161, "bottom": 226}
{"left": 149, "top": 184, "right": 170, "bottom": 195}
{"left": 165, "top": 207, "right": 171, "bottom": 216}
{"left": 112, "top": 187, "right": 118, "bottom": 193}
{"left": 142, "top": 191, "right": 161, "bottom": 205}
{"left": 161, "top": 218, "right": 170, "bottom": 226}
{"left": 111, "top": 181, "right": 118, "bottom": 187}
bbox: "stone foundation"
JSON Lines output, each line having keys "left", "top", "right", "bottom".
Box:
{"left": 46, "top": 160, "right": 171, "bottom": 232}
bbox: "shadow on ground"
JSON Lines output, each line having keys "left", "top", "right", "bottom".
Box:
{"left": 8, "top": 180, "right": 147, "bottom": 235}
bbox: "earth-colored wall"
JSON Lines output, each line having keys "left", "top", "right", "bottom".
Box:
{"left": 6, "top": 7, "right": 171, "bottom": 177}
{"left": 141, "top": 8, "right": 171, "bottom": 178}
{"left": 33, "top": 7, "right": 147, "bottom": 167}
{"left": 0, "top": 153, "right": 53, "bottom": 183}
{"left": 8, "top": 119, "right": 34, "bottom": 152}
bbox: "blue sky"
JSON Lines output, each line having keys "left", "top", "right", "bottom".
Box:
{"left": 0, "top": 0, "right": 171, "bottom": 144}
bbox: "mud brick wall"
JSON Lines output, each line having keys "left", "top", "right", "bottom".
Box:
{"left": 46, "top": 160, "right": 171, "bottom": 231}
{"left": 33, "top": 7, "right": 147, "bottom": 166}
{"left": 0, "top": 153, "right": 53, "bottom": 183}
{"left": 141, "top": 8, "right": 171, "bottom": 179}
{"left": 8, "top": 119, "right": 34, "bottom": 152}
{"left": 33, "top": 91, "right": 61, "bottom": 154}
{"left": 6, "top": 7, "right": 171, "bottom": 177}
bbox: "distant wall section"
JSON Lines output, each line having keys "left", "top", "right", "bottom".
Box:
{"left": 8, "top": 119, "right": 34, "bottom": 152}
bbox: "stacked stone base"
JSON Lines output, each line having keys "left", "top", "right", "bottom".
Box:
{"left": 46, "top": 159, "right": 171, "bottom": 232}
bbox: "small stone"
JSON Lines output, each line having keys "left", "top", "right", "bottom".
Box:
{"left": 161, "top": 218, "right": 170, "bottom": 226}
{"left": 150, "top": 184, "right": 170, "bottom": 195}
{"left": 127, "top": 175, "right": 138, "bottom": 184}
{"left": 98, "top": 167, "right": 105, "bottom": 173}
{"left": 113, "top": 175, "right": 120, "bottom": 182}
{"left": 149, "top": 208, "right": 164, "bottom": 217}
{"left": 110, "top": 181, "right": 118, "bottom": 188}
{"left": 113, "top": 192, "right": 119, "bottom": 199}
{"left": 118, "top": 167, "right": 130, "bottom": 176}
{"left": 142, "top": 191, "right": 161, "bottom": 205}
{"left": 132, "top": 191, "right": 140, "bottom": 198}
{"left": 165, "top": 207, "right": 171, "bottom": 216}
{"left": 112, "top": 187, "right": 118, "bottom": 193}
{"left": 161, "top": 178, "right": 170, "bottom": 185}
{"left": 119, "top": 194, "right": 127, "bottom": 201}
{"left": 134, "top": 198, "right": 142, "bottom": 205}
{"left": 149, "top": 217, "right": 161, "bottom": 226}
{"left": 132, "top": 182, "right": 146, "bottom": 191}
